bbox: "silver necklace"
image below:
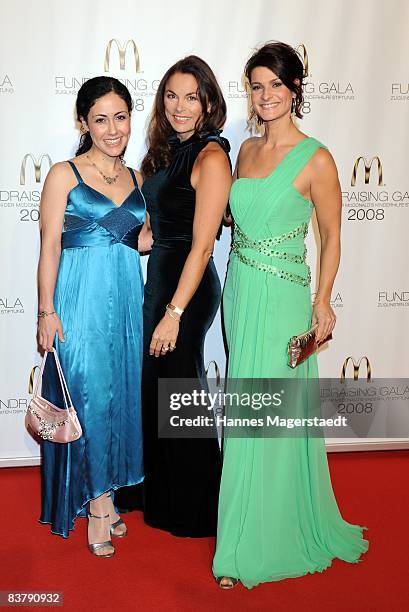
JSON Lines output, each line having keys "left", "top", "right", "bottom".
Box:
{"left": 86, "top": 155, "right": 123, "bottom": 185}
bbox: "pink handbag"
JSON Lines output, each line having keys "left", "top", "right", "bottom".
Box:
{"left": 26, "top": 348, "right": 82, "bottom": 443}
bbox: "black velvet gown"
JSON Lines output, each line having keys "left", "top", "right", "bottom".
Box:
{"left": 115, "top": 129, "right": 231, "bottom": 537}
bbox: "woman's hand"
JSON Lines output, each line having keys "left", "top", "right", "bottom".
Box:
{"left": 223, "top": 205, "right": 233, "bottom": 226}
{"left": 150, "top": 313, "right": 179, "bottom": 357}
{"left": 138, "top": 225, "right": 153, "bottom": 253}
{"left": 38, "top": 313, "right": 65, "bottom": 352}
{"left": 312, "top": 300, "right": 336, "bottom": 344}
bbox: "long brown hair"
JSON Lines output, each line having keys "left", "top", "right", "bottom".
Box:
{"left": 141, "top": 55, "right": 227, "bottom": 177}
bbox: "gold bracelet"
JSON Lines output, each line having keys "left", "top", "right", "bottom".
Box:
{"left": 38, "top": 310, "right": 56, "bottom": 318}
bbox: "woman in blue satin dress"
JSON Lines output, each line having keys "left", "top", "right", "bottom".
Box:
{"left": 37, "top": 77, "right": 149, "bottom": 557}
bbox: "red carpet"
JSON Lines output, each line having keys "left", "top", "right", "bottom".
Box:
{"left": 0, "top": 450, "right": 407, "bottom": 611}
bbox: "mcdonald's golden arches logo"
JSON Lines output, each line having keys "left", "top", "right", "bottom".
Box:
{"left": 20, "top": 154, "right": 52, "bottom": 185}
{"left": 351, "top": 156, "right": 383, "bottom": 187}
{"left": 295, "top": 43, "right": 309, "bottom": 77}
{"left": 340, "top": 356, "right": 372, "bottom": 383}
{"left": 104, "top": 39, "right": 141, "bottom": 73}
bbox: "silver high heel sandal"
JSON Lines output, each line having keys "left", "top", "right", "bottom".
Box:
{"left": 215, "top": 576, "right": 239, "bottom": 590}
{"left": 106, "top": 492, "right": 128, "bottom": 538}
{"left": 87, "top": 512, "right": 115, "bottom": 558}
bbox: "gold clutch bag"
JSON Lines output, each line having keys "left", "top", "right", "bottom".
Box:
{"left": 288, "top": 324, "right": 332, "bottom": 368}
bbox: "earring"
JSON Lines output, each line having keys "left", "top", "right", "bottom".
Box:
{"left": 80, "top": 125, "right": 88, "bottom": 135}
{"left": 291, "top": 97, "right": 296, "bottom": 115}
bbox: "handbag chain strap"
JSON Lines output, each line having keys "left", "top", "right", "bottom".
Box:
{"left": 33, "top": 348, "right": 73, "bottom": 409}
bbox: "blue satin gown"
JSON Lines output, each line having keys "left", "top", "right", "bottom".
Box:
{"left": 40, "top": 161, "right": 145, "bottom": 538}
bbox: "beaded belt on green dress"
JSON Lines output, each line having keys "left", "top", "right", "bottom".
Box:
{"left": 232, "top": 222, "right": 311, "bottom": 287}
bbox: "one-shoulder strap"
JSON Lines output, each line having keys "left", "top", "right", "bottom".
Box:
{"left": 67, "top": 160, "right": 83, "bottom": 183}
{"left": 284, "top": 137, "right": 328, "bottom": 184}
{"left": 127, "top": 167, "right": 138, "bottom": 187}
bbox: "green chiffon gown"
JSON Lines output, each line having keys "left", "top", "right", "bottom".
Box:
{"left": 212, "top": 137, "right": 368, "bottom": 588}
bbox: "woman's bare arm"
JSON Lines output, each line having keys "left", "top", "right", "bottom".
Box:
{"left": 149, "top": 144, "right": 231, "bottom": 357}
{"left": 171, "top": 146, "right": 231, "bottom": 308}
{"left": 310, "top": 149, "right": 342, "bottom": 342}
{"left": 37, "top": 162, "right": 72, "bottom": 350}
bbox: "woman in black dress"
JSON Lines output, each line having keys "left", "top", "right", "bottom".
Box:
{"left": 115, "top": 56, "right": 231, "bottom": 536}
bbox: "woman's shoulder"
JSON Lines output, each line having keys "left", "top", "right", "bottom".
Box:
{"left": 43, "top": 160, "right": 77, "bottom": 187}
{"left": 49, "top": 160, "right": 75, "bottom": 174}
{"left": 308, "top": 140, "right": 336, "bottom": 170}
{"left": 200, "top": 139, "right": 228, "bottom": 157}
{"left": 196, "top": 143, "right": 231, "bottom": 177}
{"left": 197, "top": 131, "right": 231, "bottom": 171}
{"left": 305, "top": 139, "right": 338, "bottom": 182}
{"left": 238, "top": 136, "right": 261, "bottom": 158}
{"left": 199, "top": 129, "right": 230, "bottom": 155}
{"left": 240, "top": 136, "right": 260, "bottom": 149}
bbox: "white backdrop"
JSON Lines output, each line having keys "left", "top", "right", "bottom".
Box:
{"left": 1, "top": 0, "right": 408, "bottom": 466}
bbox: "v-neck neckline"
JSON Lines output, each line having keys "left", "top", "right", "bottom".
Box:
{"left": 69, "top": 161, "right": 137, "bottom": 208}
{"left": 237, "top": 137, "right": 311, "bottom": 182}
{"left": 82, "top": 182, "right": 137, "bottom": 208}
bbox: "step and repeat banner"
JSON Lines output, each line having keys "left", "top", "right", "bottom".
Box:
{"left": 1, "top": 0, "right": 408, "bottom": 465}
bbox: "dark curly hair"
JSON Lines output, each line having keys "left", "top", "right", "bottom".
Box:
{"left": 245, "top": 41, "right": 305, "bottom": 121}
{"left": 75, "top": 76, "right": 133, "bottom": 156}
{"left": 141, "top": 55, "right": 227, "bottom": 177}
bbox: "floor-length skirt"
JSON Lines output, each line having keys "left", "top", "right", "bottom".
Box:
{"left": 40, "top": 243, "right": 144, "bottom": 537}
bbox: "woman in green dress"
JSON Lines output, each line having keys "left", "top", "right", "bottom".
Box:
{"left": 213, "top": 42, "right": 368, "bottom": 589}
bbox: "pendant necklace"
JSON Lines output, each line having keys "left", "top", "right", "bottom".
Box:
{"left": 87, "top": 154, "right": 123, "bottom": 185}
